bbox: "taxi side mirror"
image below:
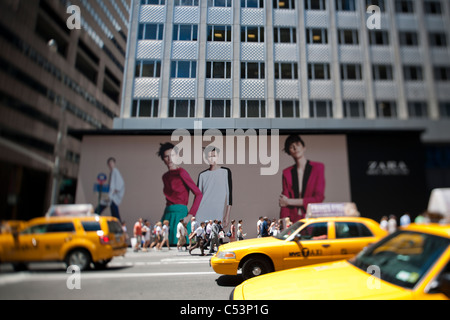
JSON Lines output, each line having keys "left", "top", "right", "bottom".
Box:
{"left": 437, "top": 274, "right": 450, "bottom": 298}
{"left": 431, "top": 273, "right": 450, "bottom": 298}
{"left": 294, "top": 233, "right": 302, "bottom": 241}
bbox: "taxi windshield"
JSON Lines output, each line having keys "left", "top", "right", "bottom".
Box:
{"left": 351, "top": 230, "right": 450, "bottom": 289}
{"left": 275, "top": 221, "right": 304, "bottom": 240}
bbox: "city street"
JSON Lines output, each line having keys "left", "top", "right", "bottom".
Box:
{"left": 0, "top": 247, "right": 242, "bottom": 300}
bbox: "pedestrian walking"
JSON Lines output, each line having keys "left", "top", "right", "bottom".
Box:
{"left": 237, "top": 220, "right": 245, "bottom": 241}
{"left": 177, "top": 219, "right": 188, "bottom": 251}
{"left": 380, "top": 216, "right": 388, "bottom": 232}
{"left": 209, "top": 220, "right": 221, "bottom": 254}
{"left": 261, "top": 217, "right": 269, "bottom": 237}
{"left": 229, "top": 220, "right": 236, "bottom": 242}
{"left": 159, "top": 220, "right": 170, "bottom": 250}
{"left": 400, "top": 213, "right": 411, "bottom": 227}
{"left": 257, "top": 216, "right": 263, "bottom": 238}
{"left": 133, "top": 218, "right": 143, "bottom": 252}
{"left": 188, "top": 221, "right": 206, "bottom": 256}
{"left": 142, "top": 220, "right": 151, "bottom": 252}
{"left": 150, "top": 221, "right": 162, "bottom": 250}
{"left": 388, "top": 215, "right": 397, "bottom": 234}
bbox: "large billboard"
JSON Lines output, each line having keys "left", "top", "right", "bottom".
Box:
{"left": 75, "top": 132, "right": 351, "bottom": 239}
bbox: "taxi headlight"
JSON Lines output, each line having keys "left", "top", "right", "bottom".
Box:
{"left": 217, "top": 251, "right": 236, "bottom": 259}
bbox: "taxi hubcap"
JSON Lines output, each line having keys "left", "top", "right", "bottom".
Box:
{"left": 70, "top": 252, "right": 88, "bottom": 267}
{"left": 252, "top": 266, "right": 262, "bottom": 276}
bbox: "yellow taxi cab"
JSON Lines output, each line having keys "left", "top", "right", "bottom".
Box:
{"left": 0, "top": 206, "right": 127, "bottom": 271}
{"left": 231, "top": 223, "right": 450, "bottom": 300}
{"left": 211, "top": 203, "right": 387, "bottom": 280}
{"left": 231, "top": 189, "right": 450, "bottom": 300}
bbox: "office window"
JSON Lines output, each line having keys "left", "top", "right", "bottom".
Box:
{"left": 408, "top": 102, "right": 428, "bottom": 118}
{"left": 429, "top": 32, "right": 447, "bottom": 47}
{"left": 399, "top": 31, "right": 419, "bottom": 46}
{"left": 310, "top": 100, "right": 333, "bottom": 118}
{"left": 274, "top": 27, "right": 297, "bottom": 43}
{"left": 275, "top": 63, "right": 298, "bottom": 79}
{"left": 205, "top": 100, "right": 232, "bottom": 117}
{"left": 306, "top": 28, "right": 328, "bottom": 44}
{"left": 273, "top": 0, "right": 295, "bottom": 9}
{"left": 171, "top": 61, "right": 197, "bottom": 78}
{"left": 241, "top": 26, "right": 265, "bottom": 43}
{"left": 141, "top": 0, "right": 165, "bottom": 4}
{"left": 241, "top": 0, "right": 264, "bottom": 8}
{"left": 241, "top": 100, "right": 266, "bottom": 118}
{"left": 338, "top": 29, "right": 359, "bottom": 45}
{"left": 305, "top": 0, "right": 326, "bottom": 10}
{"left": 439, "top": 102, "right": 450, "bottom": 118}
{"left": 241, "top": 62, "right": 265, "bottom": 79}
{"left": 208, "top": 0, "right": 232, "bottom": 7}
{"left": 275, "top": 100, "right": 300, "bottom": 118}
{"left": 207, "top": 25, "right": 232, "bottom": 42}
{"left": 341, "top": 64, "right": 362, "bottom": 80}
{"left": 369, "top": 30, "right": 389, "bottom": 45}
{"left": 169, "top": 100, "right": 196, "bottom": 117}
{"left": 336, "top": 0, "right": 356, "bottom": 11}
{"left": 373, "top": 65, "right": 394, "bottom": 80}
{"left": 403, "top": 65, "right": 423, "bottom": 81}
{"left": 138, "top": 24, "right": 164, "bottom": 40}
{"left": 206, "top": 61, "right": 232, "bottom": 79}
{"left": 376, "top": 101, "right": 397, "bottom": 118}
{"left": 132, "top": 99, "right": 159, "bottom": 118}
{"left": 173, "top": 24, "right": 198, "bottom": 41}
{"left": 434, "top": 66, "right": 450, "bottom": 81}
{"left": 424, "top": 1, "right": 442, "bottom": 15}
{"left": 174, "top": 0, "right": 199, "bottom": 6}
{"left": 343, "top": 101, "right": 366, "bottom": 118}
{"left": 395, "top": 0, "right": 414, "bottom": 13}
{"left": 135, "top": 60, "right": 162, "bottom": 77}
{"left": 366, "top": 0, "right": 386, "bottom": 12}
{"left": 308, "top": 63, "right": 331, "bottom": 80}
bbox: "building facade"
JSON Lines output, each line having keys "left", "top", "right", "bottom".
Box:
{"left": 0, "top": 0, "right": 131, "bottom": 220}
{"left": 118, "top": 0, "right": 450, "bottom": 140}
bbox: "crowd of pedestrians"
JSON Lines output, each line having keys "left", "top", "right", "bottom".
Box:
{"left": 130, "top": 216, "right": 248, "bottom": 254}
{"left": 256, "top": 216, "right": 291, "bottom": 238}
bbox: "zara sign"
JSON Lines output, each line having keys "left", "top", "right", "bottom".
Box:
{"left": 366, "top": 161, "right": 410, "bottom": 176}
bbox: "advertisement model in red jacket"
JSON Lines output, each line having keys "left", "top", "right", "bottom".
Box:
{"left": 279, "top": 135, "right": 325, "bottom": 223}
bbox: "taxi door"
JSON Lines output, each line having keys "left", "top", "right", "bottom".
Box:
{"left": 330, "top": 221, "right": 378, "bottom": 260}
{"left": 283, "top": 222, "right": 332, "bottom": 270}
{"left": 33, "top": 222, "right": 76, "bottom": 260}
{"left": 5, "top": 231, "right": 45, "bottom": 262}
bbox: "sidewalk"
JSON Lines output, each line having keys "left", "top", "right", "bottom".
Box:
{"left": 125, "top": 246, "right": 217, "bottom": 258}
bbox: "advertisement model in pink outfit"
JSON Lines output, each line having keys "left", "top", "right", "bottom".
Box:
{"left": 279, "top": 135, "right": 325, "bottom": 223}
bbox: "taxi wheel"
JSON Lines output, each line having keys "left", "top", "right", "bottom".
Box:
{"left": 65, "top": 248, "right": 92, "bottom": 271}
{"left": 242, "top": 257, "right": 273, "bottom": 280}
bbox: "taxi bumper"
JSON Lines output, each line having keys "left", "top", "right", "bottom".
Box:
{"left": 210, "top": 255, "right": 240, "bottom": 275}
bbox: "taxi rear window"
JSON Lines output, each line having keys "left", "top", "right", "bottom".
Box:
{"left": 81, "top": 221, "right": 102, "bottom": 232}
{"left": 107, "top": 221, "right": 123, "bottom": 234}
{"left": 335, "top": 222, "right": 373, "bottom": 238}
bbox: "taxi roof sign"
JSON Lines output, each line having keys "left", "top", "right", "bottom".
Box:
{"left": 46, "top": 204, "right": 94, "bottom": 217}
{"left": 306, "top": 202, "right": 360, "bottom": 218}
{"left": 427, "top": 188, "right": 450, "bottom": 223}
